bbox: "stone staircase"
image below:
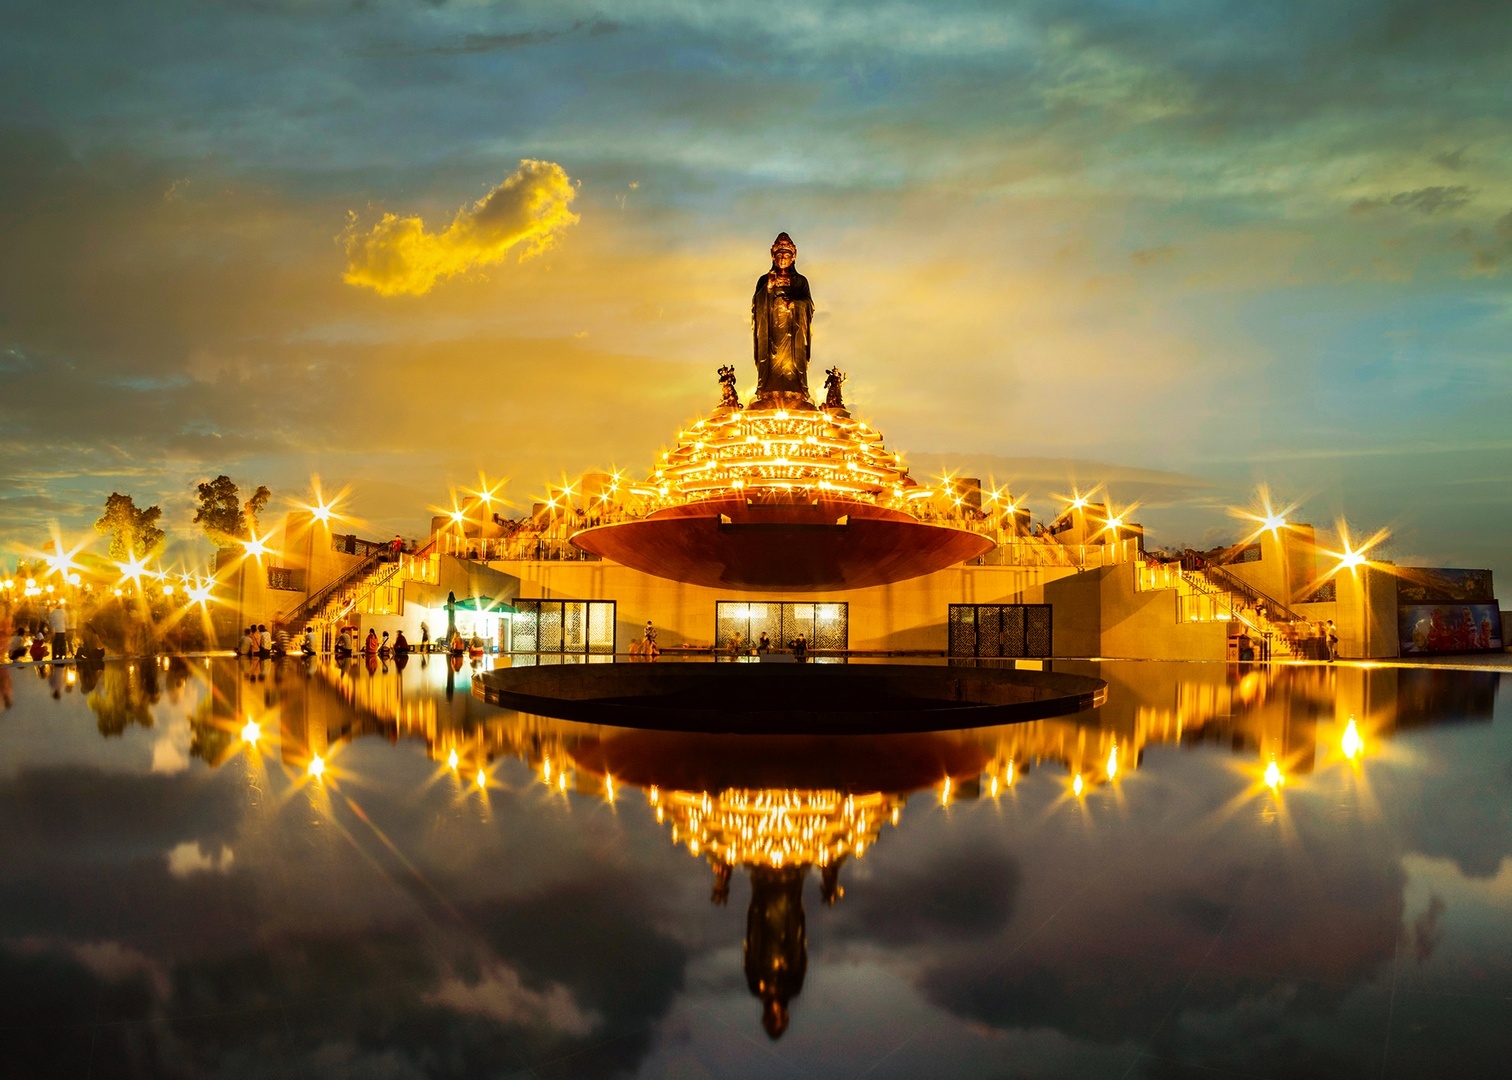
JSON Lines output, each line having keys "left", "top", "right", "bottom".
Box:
{"left": 284, "top": 535, "right": 442, "bottom": 647}
{"left": 1176, "top": 550, "right": 1312, "bottom": 659}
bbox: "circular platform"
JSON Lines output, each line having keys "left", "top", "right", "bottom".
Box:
{"left": 474, "top": 662, "right": 1106, "bottom": 734}
{"left": 570, "top": 494, "right": 994, "bottom": 591}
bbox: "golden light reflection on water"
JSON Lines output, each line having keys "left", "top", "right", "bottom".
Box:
{"left": 44, "top": 653, "right": 1502, "bottom": 1045}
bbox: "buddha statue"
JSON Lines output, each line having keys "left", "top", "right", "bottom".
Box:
{"left": 752, "top": 233, "right": 814, "bottom": 404}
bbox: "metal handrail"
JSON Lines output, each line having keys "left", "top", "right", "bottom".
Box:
{"left": 1183, "top": 549, "right": 1305, "bottom": 623}
{"left": 283, "top": 553, "right": 382, "bottom": 629}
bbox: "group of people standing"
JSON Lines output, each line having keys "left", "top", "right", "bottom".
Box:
{"left": 4, "top": 603, "right": 103, "bottom": 664}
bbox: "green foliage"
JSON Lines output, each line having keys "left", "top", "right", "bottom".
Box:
{"left": 193, "top": 476, "right": 274, "bottom": 547}
{"left": 193, "top": 475, "right": 246, "bottom": 548}
{"left": 87, "top": 665, "right": 157, "bottom": 737}
{"left": 94, "top": 492, "right": 166, "bottom": 561}
{"left": 243, "top": 485, "right": 272, "bottom": 535}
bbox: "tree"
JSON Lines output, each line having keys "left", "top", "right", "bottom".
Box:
{"left": 194, "top": 475, "right": 274, "bottom": 549}
{"left": 94, "top": 493, "right": 166, "bottom": 561}
{"left": 193, "top": 475, "right": 246, "bottom": 548}
{"left": 243, "top": 485, "right": 272, "bottom": 536}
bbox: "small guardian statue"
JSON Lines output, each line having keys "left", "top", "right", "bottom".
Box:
{"left": 822, "top": 367, "right": 846, "bottom": 410}
{"left": 717, "top": 364, "right": 741, "bottom": 410}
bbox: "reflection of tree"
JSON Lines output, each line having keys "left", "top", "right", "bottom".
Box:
{"left": 87, "top": 666, "right": 155, "bottom": 737}
{"left": 188, "top": 693, "right": 231, "bottom": 766}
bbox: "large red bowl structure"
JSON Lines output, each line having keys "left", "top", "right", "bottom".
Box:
{"left": 568, "top": 398, "right": 994, "bottom": 591}
{"left": 572, "top": 494, "right": 991, "bottom": 591}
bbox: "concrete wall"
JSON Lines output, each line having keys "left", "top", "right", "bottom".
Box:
{"left": 1294, "top": 565, "right": 1398, "bottom": 659}
{"left": 1096, "top": 562, "right": 1228, "bottom": 661}
{"left": 494, "top": 557, "right": 1224, "bottom": 660}
{"left": 493, "top": 559, "right": 1076, "bottom": 652}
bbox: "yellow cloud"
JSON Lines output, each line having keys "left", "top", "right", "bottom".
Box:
{"left": 343, "top": 159, "right": 579, "bottom": 296}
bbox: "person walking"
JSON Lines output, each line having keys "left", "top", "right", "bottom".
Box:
{"left": 643, "top": 621, "right": 659, "bottom": 660}
{"left": 1326, "top": 620, "right": 1339, "bottom": 662}
{"left": 419, "top": 621, "right": 430, "bottom": 652}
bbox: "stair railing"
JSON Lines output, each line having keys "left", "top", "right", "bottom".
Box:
{"left": 1182, "top": 550, "right": 1306, "bottom": 624}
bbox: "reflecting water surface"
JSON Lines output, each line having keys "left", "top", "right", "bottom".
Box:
{"left": 0, "top": 656, "right": 1507, "bottom": 1078}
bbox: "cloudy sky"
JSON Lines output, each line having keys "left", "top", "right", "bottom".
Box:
{"left": 2, "top": 0, "right": 1509, "bottom": 585}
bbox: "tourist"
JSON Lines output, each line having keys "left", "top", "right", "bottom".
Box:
{"left": 7, "top": 627, "right": 26, "bottom": 662}
{"left": 449, "top": 630, "right": 466, "bottom": 656}
{"left": 391, "top": 534, "right": 404, "bottom": 560}
{"left": 300, "top": 628, "right": 317, "bottom": 656}
{"left": 256, "top": 624, "right": 272, "bottom": 659}
{"left": 393, "top": 629, "right": 410, "bottom": 656}
{"left": 274, "top": 624, "right": 290, "bottom": 655}
{"left": 29, "top": 631, "right": 48, "bottom": 662}
{"left": 756, "top": 632, "right": 771, "bottom": 654}
{"left": 336, "top": 626, "right": 355, "bottom": 659}
{"left": 77, "top": 623, "right": 106, "bottom": 663}
{"left": 364, "top": 628, "right": 380, "bottom": 655}
{"left": 1326, "top": 620, "right": 1339, "bottom": 662}
{"left": 1236, "top": 629, "right": 1254, "bottom": 663}
{"left": 379, "top": 630, "right": 391, "bottom": 657}
{"left": 419, "top": 621, "right": 430, "bottom": 652}
{"left": 47, "top": 603, "right": 68, "bottom": 661}
{"left": 790, "top": 633, "right": 807, "bottom": 662}
{"left": 238, "top": 626, "right": 254, "bottom": 657}
{"left": 730, "top": 631, "right": 743, "bottom": 656}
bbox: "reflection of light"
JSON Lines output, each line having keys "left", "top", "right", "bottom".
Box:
{"left": 648, "top": 784, "right": 659, "bottom": 805}
{"left": 1262, "top": 514, "right": 1286, "bottom": 532}
{"left": 941, "top": 776, "right": 952, "bottom": 805}
{"left": 1072, "top": 773, "right": 1084, "bottom": 797}
{"left": 1264, "top": 760, "right": 1284, "bottom": 789}
{"left": 1106, "top": 745, "right": 1119, "bottom": 779}
{"left": 65, "top": 668, "right": 76, "bottom": 685}
{"left": 1005, "top": 761, "right": 1015, "bottom": 786}
{"left": 605, "top": 776, "right": 616, "bottom": 803}
{"left": 308, "top": 755, "right": 325, "bottom": 779}
{"left": 1342, "top": 718, "right": 1363, "bottom": 760}
{"left": 447, "top": 748, "right": 459, "bottom": 770}
{"left": 241, "top": 719, "right": 259, "bottom": 744}
{"left": 1338, "top": 548, "right": 1366, "bottom": 570}
{"left": 475, "top": 770, "right": 487, "bottom": 789}
{"left": 990, "top": 775, "right": 1000, "bottom": 797}
{"left": 557, "top": 772, "right": 567, "bottom": 792}
{"left": 243, "top": 532, "right": 270, "bottom": 559}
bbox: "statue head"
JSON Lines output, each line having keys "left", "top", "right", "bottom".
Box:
{"left": 770, "top": 232, "right": 796, "bottom": 270}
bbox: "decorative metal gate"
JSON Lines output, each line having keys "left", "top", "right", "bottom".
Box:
{"left": 715, "top": 601, "right": 849, "bottom": 651}
{"left": 510, "top": 600, "right": 616, "bottom": 654}
{"left": 948, "top": 604, "right": 1053, "bottom": 658}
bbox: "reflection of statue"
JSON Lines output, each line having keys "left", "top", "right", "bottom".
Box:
{"left": 717, "top": 364, "right": 741, "bottom": 410}
{"left": 752, "top": 233, "right": 814, "bottom": 401}
{"left": 822, "top": 367, "right": 846, "bottom": 410}
{"left": 745, "top": 865, "right": 809, "bottom": 1039}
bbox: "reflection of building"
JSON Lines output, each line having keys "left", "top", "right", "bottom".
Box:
{"left": 180, "top": 657, "right": 1498, "bottom": 1041}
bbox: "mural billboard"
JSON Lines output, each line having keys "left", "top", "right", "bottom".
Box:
{"left": 1396, "top": 568, "right": 1495, "bottom": 604}
{"left": 1398, "top": 604, "right": 1504, "bottom": 655}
